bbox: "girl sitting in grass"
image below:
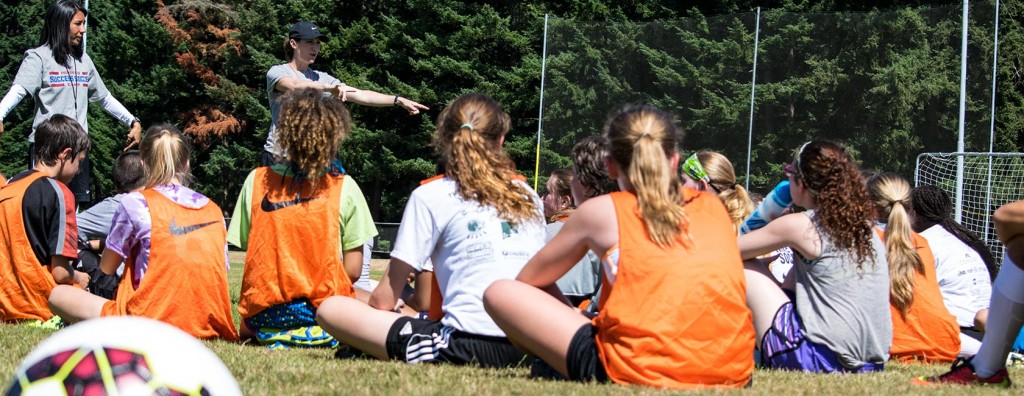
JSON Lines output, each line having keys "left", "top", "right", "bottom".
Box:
{"left": 227, "top": 88, "right": 377, "bottom": 349}
{"left": 316, "top": 93, "right": 545, "bottom": 367}
{"left": 48, "top": 125, "right": 238, "bottom": 341}
{"left": 867, "top": 173, "right": 960, "bottom": 362}
{"left": 483, "top": 105, "right": 755, "bottom": 389}
{"left": 739, "top": 140, "right": 890, "bottom": 373}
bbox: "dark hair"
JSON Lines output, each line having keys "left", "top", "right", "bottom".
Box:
{"left": 41, "top": 0, "right": 87, "bottom": 67}
{"left": 911, "top": 184, "right": 996, "bottom": 280}
{"left": 112, "top": 151, "right": 145, "bottom": 193}
{"left": 34, "top": 114, "right": 90, "bottom": 166}
{"left": 570, "top": 136, "right": 618, "bottom": 198}
{"left": 282, "top": 36, "right": 295, "bottom": 61}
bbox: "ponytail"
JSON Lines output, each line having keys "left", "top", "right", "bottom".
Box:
{"left": 434, "top": 94, "right": 537, "bottom": 226}
{"left": 869, "top": 173, "right": 923, "bottom": 317}
{"left": 140, "top": 125, "right": 192, "bottom": 188}
{"left": 605, "top": 105, "right": 688, "bottom": 247}
{"left": 699, "top": 150, "right": 754, "bottom": 233}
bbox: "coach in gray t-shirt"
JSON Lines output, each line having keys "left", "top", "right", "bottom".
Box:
{"left": 1, "top": 2, "right": 142, "bottom": 202}
{"left": 262, "top": 21, "right": 429, "bottom": 164}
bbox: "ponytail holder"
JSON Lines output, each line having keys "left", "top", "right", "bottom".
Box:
{"left": 460, "top": 123, "right": 474, "bottom": 131}
{"left": 640, "top": 132, "right": 652, "bottom": 138}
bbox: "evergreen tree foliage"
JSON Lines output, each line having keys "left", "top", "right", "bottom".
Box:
{"left": 0, "top": 0, "right": 1020, "bottom": 222}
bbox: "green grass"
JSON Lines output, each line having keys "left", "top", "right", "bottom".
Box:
{"left": 2, "top": 262, "right": 1023, "bottom": 395}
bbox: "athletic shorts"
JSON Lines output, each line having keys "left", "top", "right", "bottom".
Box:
{"left": 761, "top": 302, "right": 883, "bottom": 373}
{"left": 384, "top": 317, "right": 526, "bottom": 368}
{"left": 564, "top": 324, "right": 609, "bottom": 382}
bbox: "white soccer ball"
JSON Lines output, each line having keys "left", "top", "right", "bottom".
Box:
{"left": 7, "top": 317, "right": 241, "bottom": 396}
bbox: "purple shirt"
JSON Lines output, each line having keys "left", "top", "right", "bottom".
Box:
{"left": 105, "top": 185, "right": 227, "bottom": 288}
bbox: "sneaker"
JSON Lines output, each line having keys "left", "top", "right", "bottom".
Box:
{"left": 24, "top": 316, "right": 65, "bottom": 330}
{"left": 255, "top": 325, "right": 339, "bottom": 348}
{"left": 1008, "top": 351, "right": 1024, "bottom": 368}
{"left": 913, "top": 357, "right": 1012, "bottom": 388}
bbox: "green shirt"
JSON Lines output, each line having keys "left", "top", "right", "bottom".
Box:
{"left": 227, "top": 165, "right": 377, "bottom": 252}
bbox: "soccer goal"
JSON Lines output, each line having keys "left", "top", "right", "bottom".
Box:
{"left": 915, "top": 152, "right": 1024, "bottom": 262}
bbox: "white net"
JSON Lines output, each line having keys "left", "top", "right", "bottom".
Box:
{"left": 915, "top": 152, "right": 1024, "bottom": 262}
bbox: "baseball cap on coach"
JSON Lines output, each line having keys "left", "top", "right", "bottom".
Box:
{"left": 289, "top": 21, "right": 326, "bottom": 40}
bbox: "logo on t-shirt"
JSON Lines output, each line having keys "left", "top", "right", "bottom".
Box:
{"left": 260, "top": 194, "right": 323, "bottom": 212}
{"left": 169, "top": 219, "right": 218, "bottom": 236}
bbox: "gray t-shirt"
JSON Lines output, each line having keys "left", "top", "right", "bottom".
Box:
{"left": 77, "top": 194, "right": 125, "bottom": 244}
{"left": 793, "top": 210, "right": 892, "bottom": 369}
{"left": 265, "top": 64, "right": 342, "bottom": 155}
{"left": 546, "top": 221, "right": 601, "bottom": 298}
{"left": 13, "top": 46, "right": 110, "bottom": 141}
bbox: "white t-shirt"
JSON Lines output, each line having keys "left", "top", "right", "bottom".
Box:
{"left": 920, "top": 225, "right": 992, "bottom": 327}
{"left": 390, "top": 177, "right": 545, "bottom": 337}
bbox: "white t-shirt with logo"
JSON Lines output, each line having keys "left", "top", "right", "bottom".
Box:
{"left": 390, "top": 177, "right": 545, "bottom": 337}
{"left": 919, "top": 225, "right": 992, "bottom": 327}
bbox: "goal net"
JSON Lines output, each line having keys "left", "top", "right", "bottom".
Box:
{"left": 915, "top": 152, "right": 1024, "bottom": 264}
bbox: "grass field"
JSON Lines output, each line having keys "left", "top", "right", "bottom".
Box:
{"left": 1, "top": 254, "right": 1022, "bottom": 395}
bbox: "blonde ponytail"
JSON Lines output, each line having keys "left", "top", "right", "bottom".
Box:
{"left": 140, "top": 125, "right": 192, "bottom": 188}
{"left": 868, "top": 173, "right": 923, "bottom": 317}
{"left": 605, "top": 105, "right": 688, "bottom": 247}
{"left": 699, "top": 150, "right": 754, "bottom": 233}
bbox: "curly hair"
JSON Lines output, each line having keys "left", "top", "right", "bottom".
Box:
{"left": 605, "top": 105, "right": 689, "bottom": 247}
{"left": 911, "top": 184, "right": 996, "bottom": 280}
{"left": 698, "top": 150, "right": 754, "bottom": 233}
{"left": 795, "top": 140, "right": 876, "bottom": 268}
{"left": 275, "top": 88, "right": 351, "bottom": 188}
{"left": 433, "top": 93, "right": 537, "bottom": 226}
{"left": 868, "top": 173, "right": 923, "bottom": 317}
{"left": 570, "top": 136, "right": 618, "bottom": 198}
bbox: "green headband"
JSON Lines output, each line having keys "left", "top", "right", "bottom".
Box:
{"left": 682, "top": 153, "right": 710, "bottom": 183}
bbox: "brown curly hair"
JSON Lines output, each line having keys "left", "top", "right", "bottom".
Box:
{"left": 795, "top": 140, "right": 877, "bottom": 269}
{"left": 604, "top": 105, "right": 689, "bottom": 247}
{"left": 275, "top": 88, "right": 352, "bottom": 187}
{"left": 570, "top": 136, "right": 618, "bottom": 199}
{"left": 433, "top": 93, "right": 537, "bottom": 226}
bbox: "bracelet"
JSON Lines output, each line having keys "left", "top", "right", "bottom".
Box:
{"left": 393, "top": 95, "right": 400, "bottom": 107}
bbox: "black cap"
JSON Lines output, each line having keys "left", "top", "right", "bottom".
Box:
{"left": 289, "top": 21, "right": 325, "bottom": 40}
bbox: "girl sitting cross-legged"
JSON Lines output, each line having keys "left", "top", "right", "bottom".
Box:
{"left": 315, "top": 93, "right": 545, "bottom": 367}
{"left": 483, "top": 104, "right": 755, "bottom": 389}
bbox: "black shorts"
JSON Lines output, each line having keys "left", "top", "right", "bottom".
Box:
{"left": 565, "top": 324, "right": 608, "bottom": 383}
{"left": 385, "top": 317, "right": 527, "bottom": 368}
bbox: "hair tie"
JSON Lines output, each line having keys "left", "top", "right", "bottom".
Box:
{"left": 460, "top": 123, "right": 474, "bottom": 131}
{"left": 639, "top": 132, "right": 652, "bottom": 138}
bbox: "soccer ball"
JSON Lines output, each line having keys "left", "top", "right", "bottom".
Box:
{"left": 6, "top": 317, "right": 241, "bottom": 396}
